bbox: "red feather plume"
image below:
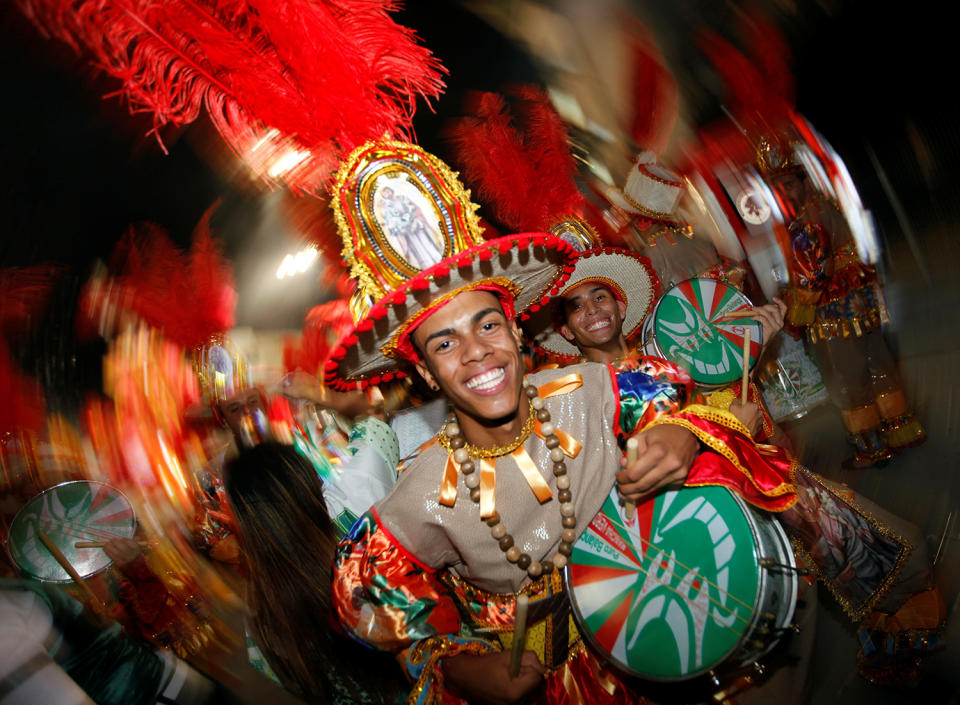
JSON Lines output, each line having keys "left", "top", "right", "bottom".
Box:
{"left": 0, "top": 263, "right": 64, "bottom": 336}
{"left": 17, "top": 0, "right": 446, "bottom": 194}
{"left": 0, "top": 344, "right": 46, "bottom": 437}
{"left": 94, "top": 209, "right": 236, "bottom": 348}
{"left": 627, "top": 20, "right": 678, "bottom": 154}
{"left": 697, "top": 19, "right": 791, "bottom": 127}
{"left": 283, "top": 298, "right": 352, "bottom": 375}
{"left": 444, "top": 86, "right": 586, "bottom": 233}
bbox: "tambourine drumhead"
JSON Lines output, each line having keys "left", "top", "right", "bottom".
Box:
{"left": 566, "top": 485, "right": 796, "bottom": 681}
{"left": 646, "top": 278, "right": 763, "bottom": 389}
{"left": 8, "top": 481, "right": 137, "bottom": 583}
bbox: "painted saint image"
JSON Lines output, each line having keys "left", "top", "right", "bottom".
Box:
{"left": 374, "top": 183, "right": 444, "bottom": 270}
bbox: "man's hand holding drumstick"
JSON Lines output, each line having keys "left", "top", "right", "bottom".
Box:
{"left": 616, "top": 425, "right": 700, "bottom": 507}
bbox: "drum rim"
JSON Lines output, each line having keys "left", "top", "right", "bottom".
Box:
{"left": 7, "top": 480, "right": 138, "bottom": 584}
{"left": 724, "top": 491, "right": 799, "bottom": 667}
{"left": 565, "top": 485, "right": 769, "bottom": 681}
{"left": 648, "top": 278, "right": 763, "bottom": 390}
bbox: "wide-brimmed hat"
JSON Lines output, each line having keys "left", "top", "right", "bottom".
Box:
{"left": 606, "top": 153, "right": 687, "bottom": 224}
{"left": 323, "top": 140, "right": 578, "bottom": 391}
{"left": 523, "top": 247, "right": 660, "bottom": 361}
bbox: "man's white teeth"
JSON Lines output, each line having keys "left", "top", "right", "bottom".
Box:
{"left": 587, "top": 319, "right": 611, "bottom": 332}
{"left": 466, "top": 367, "right": 505, "bottom": 391}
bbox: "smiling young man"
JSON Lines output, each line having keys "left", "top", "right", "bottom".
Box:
{"left": 526, "top": 247, "right": 788, "bottom": 440}
{"left": 323, "top": 142, "right": 801, "bottom": 705}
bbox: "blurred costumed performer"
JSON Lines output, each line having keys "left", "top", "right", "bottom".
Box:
{"left": 698, "top": 20, "right": 925, "bottom": 469}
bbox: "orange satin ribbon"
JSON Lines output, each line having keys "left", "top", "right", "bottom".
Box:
{"left": 439, "top": 446, "right": 555, "bottom": 517}
{"left": 438, "top": 454, "right": 459, "bottom": 508}
{"left": 511, "top": 447, "right": 553, "bottom": 504}
{"left": 480, "top": 458, "right": 496, "bottom": 518}
{"left": 439, "top": 373, "right": 584, "bottom": 515}
{"left": 534, "top": 420, "right": 582, "bottom": 459}
{"left": 537, "top": 373, "right": 583, "bottom": 400}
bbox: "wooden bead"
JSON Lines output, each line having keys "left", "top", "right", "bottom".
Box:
{"left": 552, "top": 553, "right": 568, "bottom": 569}
{"left": 446, "top": 422, "right": 460, "bottom": 437}
{"left": 450, "top": 436, "right": 465, "bottom": 449}
{"left": 453, "top": 448, "right": 469, "bottom": 464}
{"left": 562, "top": 516, "right": 577, "bottom": 529}
{"left": 556, "top": 474, "right": 570, "bottom": 490}
{"left": 460, "top": 460, "right": 475, "bottom": 474}
{"left": 539, "top": 421, "right": 555, "bottom": 436}
{"left": 541, "top": 558, "right": 555, "bottom": 573}
{"left": 527, "top": 560, "right": 542, "bottom": 578}
{"left": 549, "top": 448, "right": 565, "bottom": 463}
{"left": 446, "top": 413, "right": 458, "bottom": 425}
{"left": 559, "top": 502, "right": 575, "bottom": 517}
{"left": 517, "top": 554, "right": 532, "bottom": 570}
{"left": 553, "top": 462, "right": 567, "bottom": 476}
{"left": 558, "top": 542, "right": 572, "bottom": 557}
{"left": 545, "top": 435, "right": 560, "bottom": 449}
{"left": 525, "top": 385, "right": 539, "bottom": 398}
{"left": 464, "top": 472, "right": 480, "bottom": 489}
{"left": 498, "top": 535, "right": 515, "bottom": 551}
{"left": 506, "top": 546, "right": 521, "bottom": 563}
{"left": 561, "top": 528, "right": 577, "bottom": 544}
{"left": 484, "top": 511, "right": 501, "bottom": 526}
{"left": 491, "top": 523, "right": 507, "bottom": 539}
{"left": 557, "top": 489, "right": 572, "bottom": 503}
{"left": 531, "top": 396, "right": 544, "bottom": 410}
{"left": 536, "top": 409, "right": 551, "bottom": 423}
{"left": 470, "top": 488, "right": 481, "bottom": 503}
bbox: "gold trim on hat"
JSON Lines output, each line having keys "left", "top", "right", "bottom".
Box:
{"left": 332, "top": 141, "right": 485, "bottom": 299}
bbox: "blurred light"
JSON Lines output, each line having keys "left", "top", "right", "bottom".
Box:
{"left": 275, "top": 246, "right": 319, "bottom": 279}
{"left": 267, "top": 148, "right": 312, "bottom": 178}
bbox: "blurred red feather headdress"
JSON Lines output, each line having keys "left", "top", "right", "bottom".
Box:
{"left": 18, "top": 0, "right": 447, "bottom": 194}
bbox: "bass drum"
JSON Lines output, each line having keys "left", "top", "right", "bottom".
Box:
{"left": 7, "top": 481, "right": 137, "bottom": 582}
{"left": 641, "top": 278, "right": 763, "bottom": 390}
{"left": 566, "top": 485, "right": 797, "bottom": 681}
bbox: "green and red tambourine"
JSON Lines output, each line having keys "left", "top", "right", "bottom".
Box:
{"left": 8, "top": 481, "right": 137, "bottom": 582}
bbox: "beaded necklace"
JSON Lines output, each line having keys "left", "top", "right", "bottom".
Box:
{"left": 438, "top": 383, "right": 577, "bottom": 579}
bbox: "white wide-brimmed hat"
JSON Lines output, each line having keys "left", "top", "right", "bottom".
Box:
{"left": 523, "top": 247, "right": 660, "bottom": 361}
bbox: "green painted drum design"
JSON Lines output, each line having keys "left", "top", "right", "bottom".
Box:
{"left": 8, "top": 481, "right": 137, "bottom": 582}
{"left": 644, "top": 278, "right": 763, "bottom": 389}
{"left": 566, "top": 485, "right": 797, "bottom": 681}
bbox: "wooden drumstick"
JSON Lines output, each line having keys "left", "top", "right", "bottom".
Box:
{"left": 624, "top": 437, "right": 639, "bottom": 520}
{"left": 716, "top": 309, "right": 756, "bottom": 321}
{"left": 37, "top": 530, "right": 103, "bottom": 609}
{"left": 74, "top": 540, "right": 149, "bottom": 549}
{"left": 741, "top": 329, "right": 751, "bottom": 406}
{"left": 509, "top": 594, "right": 530, "bottom": 678}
